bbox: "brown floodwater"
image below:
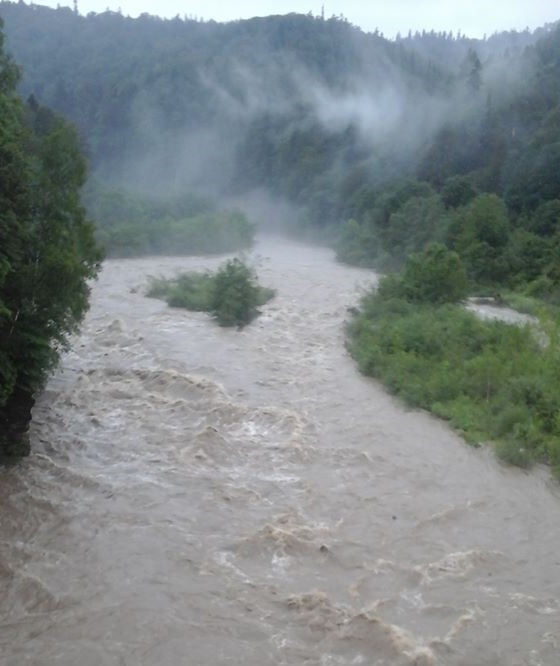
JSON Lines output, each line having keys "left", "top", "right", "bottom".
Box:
{"left": 1, "top": 237, "right": 559, "bottom": 665}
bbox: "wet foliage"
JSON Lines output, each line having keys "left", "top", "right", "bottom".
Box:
{"left": 147, "top": 258, "right": 275, "bottom": 328}
{"left": 347, "top": 254, "right": 560, "bottom": 476}
{"left": 0, "top": 19, "right": 101, "bottom": 454}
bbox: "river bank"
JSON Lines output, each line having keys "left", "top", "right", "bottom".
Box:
{"left": 1, "top": 236, "right": 559, "bottom": 665}
{"left": 347, "top": 284, "right": 560, "bottom": 475}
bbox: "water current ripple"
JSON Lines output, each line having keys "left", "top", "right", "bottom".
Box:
{"left": 1, "top": 237, "right": 559, "bottom": 665}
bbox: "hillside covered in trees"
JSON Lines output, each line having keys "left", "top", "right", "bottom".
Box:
{"left": 1, "top": 2, "right": 559, "bottom": 298}
{"left": 2, "top": 2, "right": 560, "bottom": 466}
{"left": 1, "top": 2, "right": 560, "bottom": 293}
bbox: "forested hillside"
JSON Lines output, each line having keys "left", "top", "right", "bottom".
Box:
{"left": 2, "top": 2, "right": 560, "bottom": 468}
{"left": 1, "top": 2, "right": 560, "bottom": 295}
{"left": 0, "top": 2, "right": 447, "bottom": 197}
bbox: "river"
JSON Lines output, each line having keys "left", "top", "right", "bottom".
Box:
{"left": 1, "top": 237, "right": 559, "bottom": 665}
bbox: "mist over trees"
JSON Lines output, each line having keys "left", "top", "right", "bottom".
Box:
{"left": 2, "top": 2, "right": 560, "bottom": 467}
{"left": 1, "top": 1, "right": 560, "bottom": 293}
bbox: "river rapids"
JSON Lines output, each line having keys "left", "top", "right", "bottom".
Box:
{"left": 1, "top": 237, "right": 559, "bottom": 665}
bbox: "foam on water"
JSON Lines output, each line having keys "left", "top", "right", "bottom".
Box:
{"left": 1, "top": 238, "right": 559, "bottom": 665}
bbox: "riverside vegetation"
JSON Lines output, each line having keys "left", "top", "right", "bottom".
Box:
{"left": 147, "top": 258, "right": 275, "bottom": 328}
{"left": 3, "top": 5, "right": 560, "bottom": 468}
{"left": 0, "top": 19, "right": 101, "bottom": 456}
{"left": 346, "top": 244, "right": 560, "bottom": 476}
{"left": 83, "top": 183, "right": 256, "bottom": 257}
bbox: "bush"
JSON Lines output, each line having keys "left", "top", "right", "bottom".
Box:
{"left": 376, "top": 243, "right": 468, "bottom": 306}
{"left": 210, "top": 258, "right": 273, "bottom": 327}
{"left": 346, "top": 285, "right": 560, "bottom": 475}
{"left": 167, "top": 272, "right": 215, "bottom": 311}
{"left": 146, "top": 258, "right": 275, "bottom": 328}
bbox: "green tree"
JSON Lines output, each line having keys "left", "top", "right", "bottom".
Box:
{"left": 0, "top": 21, "right": 101, "bottom": 455}
{"left": 451, "top": 193, "right": 511, "bottom": 285}
{"left": 463, "top": 48, "right": 482, "bottom": 93}
{"left": 529, "top": 199, "right": 560, "bottom": 237}
{"left": 401, "top": 243, "right": 468, "bottom": 304}
{"left": 210, "top": 258, "right": 262, "bottom": 327}
{"left": 440, "top": 175, "right": 477, "bottom": 209}
{"left": 148, "top": 258, "right": 274, "bottom": 328}
{"left": 381, "top": 194, "right": 446, "bottom": 265}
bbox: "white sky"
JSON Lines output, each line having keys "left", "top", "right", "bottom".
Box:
{"left": 36, "top": 0, "right": 560, "bottom": 38}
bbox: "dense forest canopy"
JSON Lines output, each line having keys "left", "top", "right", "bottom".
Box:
{"left": 1, "top": 2, "right": 560, "bottom": 287}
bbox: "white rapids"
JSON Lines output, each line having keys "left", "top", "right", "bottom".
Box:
{"left": 1, "top": 236, "right": 559, "bottom": 666}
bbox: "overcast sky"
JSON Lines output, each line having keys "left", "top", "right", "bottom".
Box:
{"left": 38, "top": 0, "right": 559, "bottom": 38}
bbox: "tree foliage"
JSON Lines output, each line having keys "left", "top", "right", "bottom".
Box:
{"left": 2, "top": 4, "right": 560, "bottom": 265}
{"left": 401, "top": 243, "right": 468, "bottom": 304}
{"left": 347, "top": 283, "right": 560, "bottom": 476}
{"left": 1, "top": 7, "right": 558, "bottom": 291}
{"left": 147, "top": 258, "right": 275, "bottom": 328}
{"left": 0, "top": 18, "right": 101, "bottom": 454}
{"left": 81, "top": 183, "right": 256, "bottom": 257}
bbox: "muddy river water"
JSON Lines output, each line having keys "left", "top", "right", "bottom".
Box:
{"left": 1, "top": 237, "right": 559, "bottom": 665}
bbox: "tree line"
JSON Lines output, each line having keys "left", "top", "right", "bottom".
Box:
{"left": 2, "top": 6, "right": 559, "bottom": 288}
{"left": 2, "top": 3, "right": 560, "bottom": 462}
